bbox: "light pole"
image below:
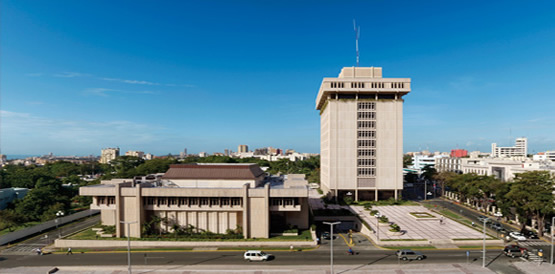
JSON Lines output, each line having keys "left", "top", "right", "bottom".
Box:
{"left": 120, "top": 221, "right": 138, "bottom": 274}
{"left": 323, "top": 221, "right": 341, "bottom": 274}
{"left": 551, "top": 216, "right": 554, "bottom": 265}
{"left": 56, "top": 211, "right": 64, "bottom": 238}
{"left": 482, "top": 218, "right": 488, "bottom": 268}
{"left": 375, "top": 212, "right": 381, "bottom": 241}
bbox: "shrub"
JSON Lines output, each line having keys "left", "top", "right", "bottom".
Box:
{"left": 317, "top": 188, "right": 323, "bottom": 194}
{"left": 378, "top": 215, "right": 389, "bottom": 223}
{"left": 343, "top": 196, "right": 354, "bottom": 205}
{"left": 389, "top": 224, "right": 401, "bottom": 232}
{"left": 370, "top": 210, "right": 379, "bottom": 216}
{"left": 364, "top": 204, "right": 372, "bottom": 210}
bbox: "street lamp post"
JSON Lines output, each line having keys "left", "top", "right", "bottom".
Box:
{"left": 482, "top": 218, "right": 488, "bottom": 268}
{"left": 56, "top": 211, "right": 64, "bottom": 238}
{"left": 120, "top": 221, "right": 138, "bottom": 274}
{"left": 375, "top": 212, "right": 381, "bottom": 241}
{"left": 323, "top": 221, "right": 341, "bottom": 274}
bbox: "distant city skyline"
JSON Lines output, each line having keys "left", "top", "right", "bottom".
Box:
{"left": 2, "top": 1, "right": 555, "bottom": 155}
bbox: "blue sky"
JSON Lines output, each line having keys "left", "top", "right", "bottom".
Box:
{"left": 1, "top": 0, "right": 555, "bottom": 156}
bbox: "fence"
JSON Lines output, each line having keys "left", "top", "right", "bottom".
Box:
{"left": 0, "top": 209, "right": 99, "bottom": 246}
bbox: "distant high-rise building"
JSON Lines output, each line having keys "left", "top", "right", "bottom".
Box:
{"left": 316, "top": 67, "right": 411, "bottom": 201}
{"left": 100, "top": 148, "right": 120, "bottom": 164}
{"left": 125, "top": 150, "right": 144, "bottom": 159}
{"left": 238, "top": 145, "right": 249, "bottom": 153}
{"left": 179, "top": 148, "right": 188, "bottom": 159}
{"left": 491, "top": 137, "right": 527, "bottom": 158}
{"left": 450, "top": 149, "right": 468, "bottom": 158}
{"left": 224, "top": 149, "right": 230, "bottom": 156}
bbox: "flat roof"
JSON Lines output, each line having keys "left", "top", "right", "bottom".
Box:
{"left": 162, "top": 163, "right": 265, "bottom": 180}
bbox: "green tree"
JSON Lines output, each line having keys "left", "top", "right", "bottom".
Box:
{"left": 433, "top": 171, "right": 458, "bottom": 196}
{"left": 0, "top": 209, "right": 25, "bottom": 231}
{"left": 403, "top": 154, "right": 413, "bottom": 168}
{"left": 14, "top": 178, "right": 72, "bottom": 221}
{"left": 110, "top": 156, "right": 144, "bottom": 178}
{"left": 505, "top": 171, "right": 555, "bottom": 236}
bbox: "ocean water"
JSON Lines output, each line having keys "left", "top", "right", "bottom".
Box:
{"left": 5, "top": 155, "right": 40, "bottom": 160}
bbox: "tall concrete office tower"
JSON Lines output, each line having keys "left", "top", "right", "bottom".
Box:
{"left": 316, "top": 67, "right": 411, "bottom": 201}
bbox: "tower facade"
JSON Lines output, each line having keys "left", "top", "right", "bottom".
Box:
{"left": 316, "top": 67, "right": 411, "bottom": 201}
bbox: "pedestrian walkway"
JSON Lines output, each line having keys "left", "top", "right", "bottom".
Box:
{"left": 0, "top": 263, "right": 496, "bottom": 274}
{"left": 519, "top": 240, "right": 550, "bottom": 247}
{"left": 0, "top": 243, "right": 45, "bottom": 255}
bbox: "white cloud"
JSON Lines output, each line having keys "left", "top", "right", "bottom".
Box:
{"left": 53, "top": 72, "right": 91, "bottom": 78}
{"left": 84, "top": 88, "right": 156, "bottom": 96}
{"left": 101, "top": 77, "right": 159, "bottom": 85}
{"left": 84, "top": 88, "right": 118, "bottom": 96}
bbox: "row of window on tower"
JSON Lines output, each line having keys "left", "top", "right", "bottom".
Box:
{"left": 358, "top": 149, "right": 376, "bottom": 157}
{"left": 358, "top": 130, "right": 376, "bottom": 138}
{"left": 358, "top": 168, "right": 376, "bottom": 176}
{"left": 357, "top": 112, "right": 376, "bottom": 120}
{"left": 357, "top": 121, "right": 376, "bottom": 129}
{"left": 358, "top": 102, "right": 375, "bottom": 110}
{"left": 358, "top": 158, "right": 376, "bottom": 167}
{"left": 329, "top": 82, "right": 405, "bottom": 89}
{"left": 358, "top": 139, "right": 376, "bottom": 148}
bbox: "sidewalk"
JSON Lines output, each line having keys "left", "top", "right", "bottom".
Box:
{"left": 1, "top": 263, "right": 496, "bottom": 274}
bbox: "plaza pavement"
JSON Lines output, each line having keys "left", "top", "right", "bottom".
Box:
{"left": 308, "top": 190, "right": 487, "bottom": 248}
{"left": 353, "top": 205, "right": 484, "bottom": 241}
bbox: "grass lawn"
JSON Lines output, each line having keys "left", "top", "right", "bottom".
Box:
{"left": 69, "top": 228, "right": 313, "bottom": 242}
{"left": 458, "top": 245, "right": 504, "bottom": 249}
{"left": 409, "top": 212, "right": 435, "bottom": 218}
{"left": 381, "top": 239, "right": 428, "bottom": 241}
{"left": 384, "top": 246, "right": 436, "bottom": 250}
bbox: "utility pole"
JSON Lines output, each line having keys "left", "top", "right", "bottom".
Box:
{"left": 120, "top": 221, "right": 138, "bottom": 274}
{"left": 323, "top": 221, "right": 341, "bottom": 274}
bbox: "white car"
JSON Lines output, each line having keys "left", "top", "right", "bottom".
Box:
{"left": 509, "top": 232, "right": 527, "bottom": 241}
{"left": 244, "top": 250, "right": 272, "bottom": 262}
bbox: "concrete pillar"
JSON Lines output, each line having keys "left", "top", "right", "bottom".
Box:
{"left": 242, "top": 184, "right": 249, "bottom": 239}
{"left": 115, "top": 183, "right": 122, "bottom": 237}
{"left": 394, "top": 189, "right": 398, "bottom": 200}
{"left": 375, "top": 189, "right": 378, "bottom": 201}
{"left": 263, "top": 183, "right": 270, "bottom": 239}
{"left": 134, "top": 183, "right": 143, "bottom": 238}
{"left": 355, "top": 190, "right": 359, "bottom": 202}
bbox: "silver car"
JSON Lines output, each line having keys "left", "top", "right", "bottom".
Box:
{"left": 396, "top": 249, "right": 426, "bottom": 261}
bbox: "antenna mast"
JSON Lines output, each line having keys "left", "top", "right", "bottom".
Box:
{"left": 353, "top": 19, "right": 360, "bottom": 67}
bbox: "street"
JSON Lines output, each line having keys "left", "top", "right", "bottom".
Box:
{"left": 0, "top": 215, "right": 100, "bottom": 256}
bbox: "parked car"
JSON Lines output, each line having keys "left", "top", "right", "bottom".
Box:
{"left": 395, "top": 249, "right": 426, "bottom": 261}
{"left": 523, "top": 230, "right": 539, "bottom": 239}
{"left": 244, "top": 250, "right": 273, "bottom": 262}
{"left": 509, "top": 232, "right": 527, "bottom": 241}
{"left": 503, "top": 245, "right": 529, "bottom": 258}
{"left": 491, "top": 223, "right": 504, "bottom": 231}
{"left": 322, "top": 232, "right": 331, "bottom": 240}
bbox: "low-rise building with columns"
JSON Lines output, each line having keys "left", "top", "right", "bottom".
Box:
{"left": 79, "top": 163, "right": 309, "bottom": 238}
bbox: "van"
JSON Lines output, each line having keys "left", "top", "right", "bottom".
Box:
{"left": 244, "top": 250, "right": 272, "bottom": 262}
